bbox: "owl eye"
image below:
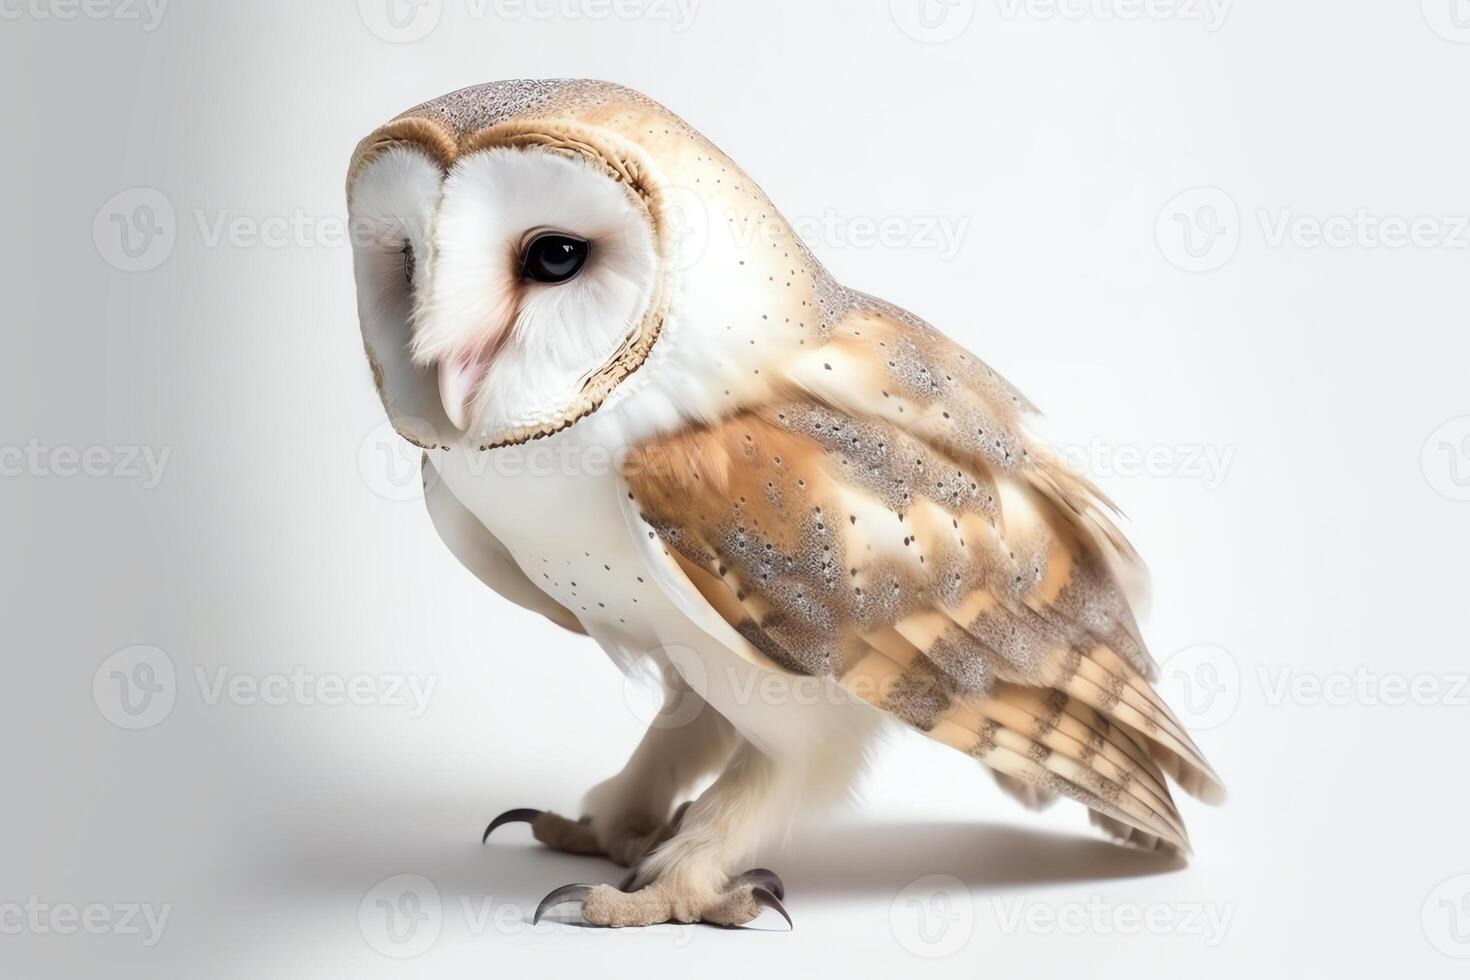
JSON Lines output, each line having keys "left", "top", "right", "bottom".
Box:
{"left": 401, "top": 242, "right": 416, "bottom": 287}
{"left": 521, "top": 233, "right": 590, "bottom": 284}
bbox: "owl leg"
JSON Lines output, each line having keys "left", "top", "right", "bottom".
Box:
{"left": 482, "top": 679, "right": 739, "bottom": 867}
{"left": 532, "top": 740, "right": 795, "bottom": 929}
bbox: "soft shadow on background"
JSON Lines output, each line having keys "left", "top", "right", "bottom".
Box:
{"left": 262, "top": 785, "right": 1182, "bottom": 906}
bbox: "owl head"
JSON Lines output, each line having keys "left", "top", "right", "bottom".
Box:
{"left": 347, "top": 79, "right": 838, "bottom": 452}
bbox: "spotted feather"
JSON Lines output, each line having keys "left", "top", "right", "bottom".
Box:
{"left": 624, "top": 298, "right": 1224, "bottom": 850}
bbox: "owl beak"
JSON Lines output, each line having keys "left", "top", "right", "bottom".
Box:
{"left": 437, "top": 351, "right": 490, "bottom": 433}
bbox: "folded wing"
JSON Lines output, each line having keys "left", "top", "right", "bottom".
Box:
{"left": 622, "top": 297, "right": 1223, "bottom": 852}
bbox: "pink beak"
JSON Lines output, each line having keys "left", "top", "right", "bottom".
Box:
{"left": 437, "top": 351, "right": 491, "bottom": 432}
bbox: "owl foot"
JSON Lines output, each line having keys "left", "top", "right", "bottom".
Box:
{"left": 482, "top": 802, "right": 692, "bottom": 867}
{"left": 481, "top": 809, "right": 602, "bottom": 855}
{"left": 532, "top": 869, "right": 791, "bottom": 929}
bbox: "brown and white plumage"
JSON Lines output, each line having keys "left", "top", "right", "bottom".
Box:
{"left": 623, "top": 297, "right": 1223, "bottom": 855}
{"left": 347, "top": 79, "right": 1223, "bottom": 927}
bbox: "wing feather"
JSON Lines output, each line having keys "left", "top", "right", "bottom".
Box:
{"left": 621, "top": 298, "right": 1224, "bottom": 850}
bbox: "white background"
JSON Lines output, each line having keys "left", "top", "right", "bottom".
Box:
{"left": 3, "top": 1, "right": 1469, "bottom": 976}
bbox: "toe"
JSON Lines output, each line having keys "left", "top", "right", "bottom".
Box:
{"left": 605, "top": 818, "right": 664, "bottom": 867}
{"left": 703, "top": 886, "right": 761, "bottom": 927}
{"left": 530, "top": 812, "right": 603, "bottom": 855}
{"left": 581, "top": 883, "right": 669, "bottom": 928}
{"left": 704, "top": 885, "right": 793, "bottom": 929}
{"left": 545, "top": 876, "right": 793, "bottom": 929}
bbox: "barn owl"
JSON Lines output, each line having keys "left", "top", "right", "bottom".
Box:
{"left": 346, "top": 79, "right": 1224, "bottom": 929}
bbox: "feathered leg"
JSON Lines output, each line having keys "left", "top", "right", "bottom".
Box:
{"left": 535, "top": 740, "right": 794, "bottom": 928}
{"left": 484, "top": 677, "right": 739, "bottom": 866}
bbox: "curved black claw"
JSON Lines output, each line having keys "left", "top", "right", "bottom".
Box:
{"left": 732, "top": 867, "right": 786, "bottom": 901}
{"left": 533, "top": 883, "right": 597, "bottom": 924}
{"left": 750, "top": 886, "right": 792, "bottom": 929}
{"left": 482, "top": 808, "right": 542, "bottom": 845}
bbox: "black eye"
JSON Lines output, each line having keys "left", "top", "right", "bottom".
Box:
{"left": 402, "top": 242, "right": 415, "bottom": 287}
{"left": 521, "top": 233, "right": 589, "bottom": 284}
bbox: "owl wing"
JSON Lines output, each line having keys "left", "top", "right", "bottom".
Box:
{"left": 424, "top": 456, "right": 586, "bottom": 636}
{"left": 620, "top": 295, "right": 1222, "bottom": 853}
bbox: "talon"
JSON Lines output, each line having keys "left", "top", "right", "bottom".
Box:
{"left": 533, "top": 883, "right": 596, "bottom": 924}
{"left": 750, "top": 886, "right": 792, "bottom": 929}
{"left": 482, "top": 807, "right": 542, "bottom": 844}
{"left": 732, "top": 867, "right": 785, "bottom": 901}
